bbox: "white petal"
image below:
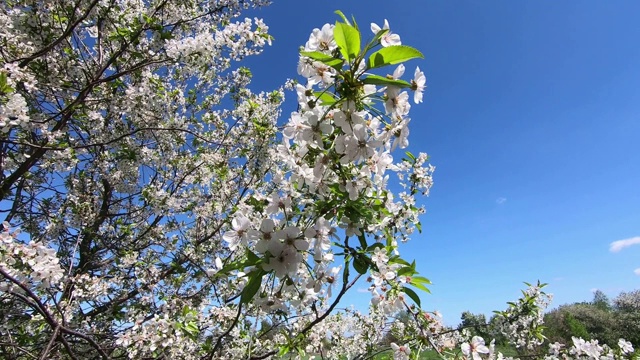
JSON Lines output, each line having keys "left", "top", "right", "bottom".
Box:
{"left": 260, "top": 218, "right": 275, "bottom": 233}
{"left": 393, "top": 64, "right": 405, "bottom": 79}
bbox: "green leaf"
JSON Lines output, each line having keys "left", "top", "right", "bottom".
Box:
{"left": 240, "top": 270, "right": 265, "bottom": 305}
{"left": 366, "top": 243, "right": 385, "bottom": 252}
{"left": 314, "top": 91, "right": 337, "bottom": 105}
{"left": 351, "top": 15, "right": 359, "bottom": 31}
{"left": 278, "top": 345, "right": 291, "bottom": 357}
{"left": 160, "top": 30, "right": 173, "bottom": 40}
{"left": 361, "top": 74, "right": 412, "bottom": 88}
{"left": 415, "top": 221, "right": 422, "bottom": 233}
{"left": 409, "top": 281, "right": 431, "bottom": 293}
{"left": 217, "top": 250, "right": 262, "bottom": 276}
{"left": 405, "top": 151, "right": 416, "bottom": 163}
{"left": 353, "top": 255, "right": 369, "bottom": 274}
{"left": 343, "top": 258, "right": 350, "bottom": 283}
{"left": 358, "top": 233, "right": 367, "bottom": 250}
{"left": 411, "top": 276, "right": 432, "bottom": 285}
{"left": 397, "top": 266, "right": 415, "bottom": 277}
{"left": 117, "top": 27, "right": 131, "bottom": 38}
{"left": 170, "top": 261, "right": 187, "bottom": 274}
{"left": 389, "top": 256, "right": 411, "bottom": 267}
{"left": 334, "top": 21, "right": 360, "bottom": 62}
{"left": 0, "top": 72, "right": 14, "bottom": 94}
{"left": 334, "top": 10, "right": 349, "bottom": 24}
{"left": 246, "top": 249, "right": 260, "bottom": 264}
{"left": 299, "top": 51, "right": 343, "bottom": 68}
{"left": 402, "top": 286, "right": 421, "bottom": 307}
{"left": 183, "top": 322, "right": 199, "bottom": 340}
{"left": 333, "top": 23, "right": 348, "bottom": 60}
{"left": 203, "top": 338, "right": 213, "bottom": 352}
{"left": 367, "top": 45, "right": 424, "bottom": 70}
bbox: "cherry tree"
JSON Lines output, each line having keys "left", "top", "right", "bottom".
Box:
{"left": 0, "top": 1, "right": 636, "bottom": 359}
{"left": 0, "top": 0, "right": 434, "bottom": 357}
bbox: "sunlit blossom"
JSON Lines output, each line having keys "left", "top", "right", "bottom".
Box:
{"left": 371, "top": 19, "right": 402, "bottom": 47}
{"left": 461, "top": 336, "right": 490, "bottom": 360}
{"left": 390, "top": 342, "right": 411, "bottom": 360}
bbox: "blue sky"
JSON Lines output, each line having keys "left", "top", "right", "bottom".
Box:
{"left": 243, "top": 0, "right": 640, "bottom": 324}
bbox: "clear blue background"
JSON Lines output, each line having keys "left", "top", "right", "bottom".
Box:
{"left": 243, "top": 0, "right": 640, "bottom": 324}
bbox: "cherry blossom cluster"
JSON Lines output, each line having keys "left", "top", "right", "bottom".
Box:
{"left": 492, "top": 282, "right": 554, "bottom": 350}
{"left": 0, "top": 63, "right": 37, "bottom": 134}
{"left": 216, "top": 18, "right": 435, "bottom": 339}
{"left": 0, "top": 0, "right": 288, "bottom": 357}
{"left": 0, "top": 222, "right": 64, "bottom": 291}
{"left": 371, "top": 282, "right": 637, "bottom": 360}
{"left": 542, "top": 337, "right": 636, "bottom": 360}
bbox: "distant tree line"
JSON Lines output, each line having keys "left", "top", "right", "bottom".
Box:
{"left": 455, "top": 289, "right": 640, "bottom": 351}
{"left": 375, "top": 288, "right": 639, "bottom": 358}
{"left": 543, "top": 289, "right": 640, "bottom": 348}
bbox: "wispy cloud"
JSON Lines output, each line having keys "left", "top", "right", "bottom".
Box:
{"left": 634, "top": 268, "right": 640, "bottom": 276}
{"left": 496, "top": 197, "right": 507, "bottom": 205}
{"left": 609, "top": 236, "right": 640, "bottom": 253}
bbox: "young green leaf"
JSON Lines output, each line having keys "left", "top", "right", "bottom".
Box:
{"left": 278, "top": 345, "right": 291, "bottom": 357}
{"left": 397, "top": 266, "right": 415, "bottom": 277}
{"left": 358, "top": 233, "right": 368, "bottom": 249}
{"left": 389, "top": 256, "right": 411, "bottom": 267}
{"left": 246, "top": 249, "right": 260, "bottom": 264}
{"left": 362, "top": 74, "right": 412, "bottom": 88}
{"left": 314, "top": 91, "right": 337, "bottom": 106}
{"left": 366, "top": 243, "right": 385, "bottom": 252}
{"left": 409, "top": 281, "right": 431, "bottom": 293}
{"left": 299, "top": 51, "right": 343, "bottom": 68}
{"left": 334, "top": 21, "right": 361, "bottom": 62}
{"left": 353, "top": 254, "right": 369, "bottom": 274}
{"left": 367, "top": 45, "right": 424, "bottom": 70}
{"left": 334, "top": 10, "right": 350, "bottom": 24}
{"left": 402, "top": 286, "right": 421, "bottom": 307}
{"left": 0, "top": 72, "right": 14, "bottom": 94}
{"left": 183, "top": 322, "right": 199, "bottom": 340}
{"left": 343, "top": 258, "right": 350, "bottom": 283}
{"left": 240, "top": 270, "right": 265, "bottom": 305}
{"left": 411, "top": 276, "right": 432, "bottom": 285}
{"left": 350, "top": 15, "right": 359, "bottom": 31}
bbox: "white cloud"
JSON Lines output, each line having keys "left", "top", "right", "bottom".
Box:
{"left": 496, "top": 197, "right": 507, "bottom": 205}
{"left": 609, "top": 236, "right": 640, "bottom": 253}
{"left": 634, "top": 268, "right": 640, "bottom": 276}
